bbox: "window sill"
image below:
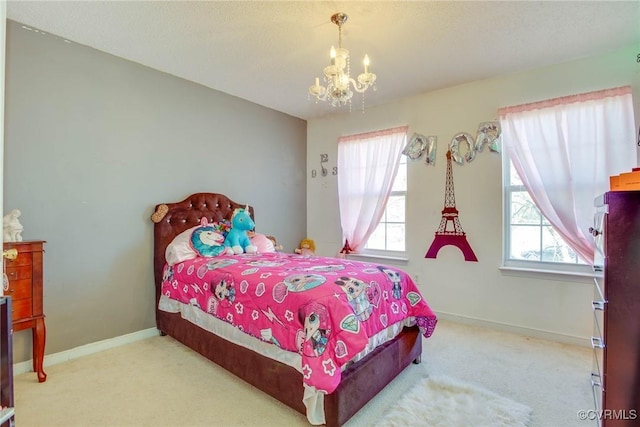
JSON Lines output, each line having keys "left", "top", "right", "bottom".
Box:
{"left": 346, "top": 253, "right": 409, "bottom": 265}
{"left": 499, "top": 264, "right": 602, "bottom": 282}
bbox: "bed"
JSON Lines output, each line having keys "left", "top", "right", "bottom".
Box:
{"left": 151, "top": 192, "right": 437, "bottom": 426}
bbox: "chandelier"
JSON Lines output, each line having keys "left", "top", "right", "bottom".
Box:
{"left": 308, "top": 12, "right": 377, "bottom": 110}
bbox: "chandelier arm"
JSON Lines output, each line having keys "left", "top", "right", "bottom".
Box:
{"left": 309, "top": 85, "right": 328, "bottom": 101}
{"left": 315, "top": 91, "right": 328, "bottom": 101}
{"left": 348, "top": 78, "right": 371, "bottom": 93}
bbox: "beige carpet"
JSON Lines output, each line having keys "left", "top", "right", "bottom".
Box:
{"left": 13, "top": 320, "right": 592, "bottom": 427}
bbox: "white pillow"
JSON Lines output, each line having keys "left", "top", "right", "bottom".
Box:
{"left": 165, "top": 225, "right": 199, "bottom": 266}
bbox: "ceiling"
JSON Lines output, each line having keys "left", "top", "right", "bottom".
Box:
{"left": 6, "top": 1, "right": 640, "bottom": 120}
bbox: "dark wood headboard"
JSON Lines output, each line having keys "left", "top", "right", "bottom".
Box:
{"left": 150, "top": 193, "right": 254, "bottom": 303}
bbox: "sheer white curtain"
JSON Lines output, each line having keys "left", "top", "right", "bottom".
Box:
{"left": 499, "top": 86, "right": 637, "bottom": 264}
{"left": 337, "top": 126, "right": 408, "bottom": 254}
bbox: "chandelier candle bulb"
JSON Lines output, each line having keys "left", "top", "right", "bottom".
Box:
{"left": 364, "top": 55, "right": 370, "bottom": 74}
{"left": 315, "top": 77, "right": 320, "bottom": 87}
{"left": 330, "top": 46, "right": 336, "bottom": 65}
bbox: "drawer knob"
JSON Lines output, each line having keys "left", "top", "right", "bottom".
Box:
{"left": 588, "top": 227, "right": 602, "bottom": 237}
{"left": 2, "top": 248, "right": 17, "bottom": 260}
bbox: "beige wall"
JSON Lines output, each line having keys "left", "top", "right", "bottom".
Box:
{"left": 306, "top": 45, "right": 640, "bottom": 344}
{"left": 4, "top": 20, "right": 307, "bottom": 362}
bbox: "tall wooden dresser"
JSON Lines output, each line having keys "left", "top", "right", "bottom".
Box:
{"left": 2, "top": 241, "right": 47, "bottom": 383}
{"left": 590, "top": 191, "right": 640, "bottom": 426}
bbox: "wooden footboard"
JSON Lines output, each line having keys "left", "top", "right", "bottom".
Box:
{"left": 325, "top": 326, "right": 421, "bottom": 426}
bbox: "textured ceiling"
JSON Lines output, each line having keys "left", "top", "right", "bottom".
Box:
{"left": 6, "top": 1, "right": 640, "bottom": 120}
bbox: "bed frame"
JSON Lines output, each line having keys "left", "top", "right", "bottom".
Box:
{"left": 151, "top": 193, "right": 422, "bottom": 426}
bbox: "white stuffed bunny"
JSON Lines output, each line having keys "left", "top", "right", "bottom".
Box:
{"left": 3, "top": 209, "right": 24, "bottom": 242}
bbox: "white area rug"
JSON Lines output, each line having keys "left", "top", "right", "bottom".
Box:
{"left": 375, "top": 374, "right": 532, "bottom": 427}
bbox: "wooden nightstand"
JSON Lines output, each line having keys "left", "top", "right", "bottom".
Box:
{"left": 3, "top": 241, "right": 47, "bottom": 383}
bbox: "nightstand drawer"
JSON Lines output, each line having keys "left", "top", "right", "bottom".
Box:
{"left": 2, "top": 278, "right": 32, "bottom": 301}
{"left": 5, "top": 251, "right": 32, "bottom": 268}
{"left": 11, "top": 298, "right": 32, "bottom": 320}
{"left": 5, "top": 266, "right": 32, "bottom": 282}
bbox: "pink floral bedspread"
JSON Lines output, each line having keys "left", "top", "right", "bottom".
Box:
{"left": 161, "top": 252, "right": 437, "bottom": 393}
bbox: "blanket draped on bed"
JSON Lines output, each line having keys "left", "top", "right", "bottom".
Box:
{"left": 161, "top": 252, "right": 437, "bottom": 393}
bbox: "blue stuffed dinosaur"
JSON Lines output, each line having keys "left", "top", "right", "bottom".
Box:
{"left": 224, "top": 206, "right": 258, "bottom": 255}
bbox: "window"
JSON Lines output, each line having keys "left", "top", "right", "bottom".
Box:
{"left": 504, "top": 159, "right": 586, "bottom": 267}
{"left": 499, "top": 86, "right": 636, "bottom": 273}
{"left": 365, "top": 155, "right": 406, "bottom": 252}
{"left": 337, "top": 126, "right": 408, "bottom": 255}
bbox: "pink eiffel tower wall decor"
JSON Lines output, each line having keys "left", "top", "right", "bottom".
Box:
{"left": 425, "top": 150, "right": 478, "bottom": 262}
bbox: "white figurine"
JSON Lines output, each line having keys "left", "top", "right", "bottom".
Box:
{"left": 3, "top": 209, "right": 24, "bottom": 242}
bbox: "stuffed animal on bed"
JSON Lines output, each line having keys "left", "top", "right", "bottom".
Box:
{"left": 248, "top": 231, "right": 276, "bottom": 253}
{"left": 224, "top": 206, "right": 258, "bottom": 255}
{"left": 295, "top": 238, "right": 315, "bottom": 256}
{"left": 267, "top": 235, "right": 283, "bottom": 252}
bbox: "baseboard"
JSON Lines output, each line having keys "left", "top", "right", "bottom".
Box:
{"left": 13, "top": 327, "right": 159, "bottom": 376}
{"left": 13, "top": 314, "right": 589, "bottom": 375}
{"left": 434, "top": 311, "right": 591, "bottom": 348}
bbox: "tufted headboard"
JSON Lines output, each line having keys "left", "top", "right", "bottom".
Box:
{"left": 150, "top": 193, "right": 254, "bottom": 303}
